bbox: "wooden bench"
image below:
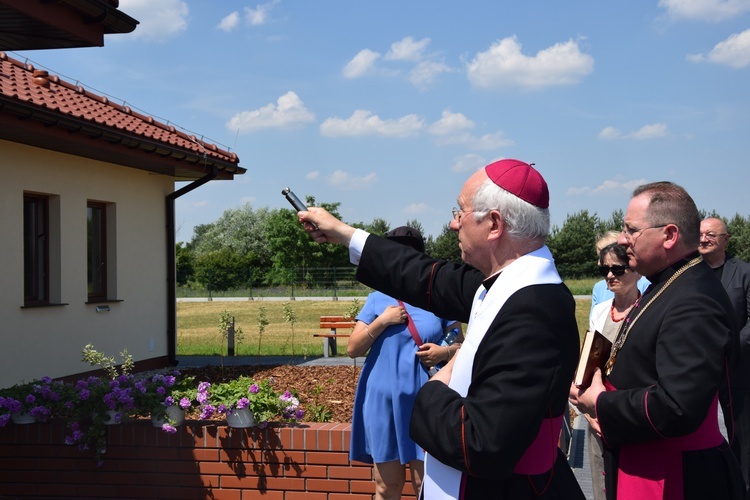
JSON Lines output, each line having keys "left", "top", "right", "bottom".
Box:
{"left": 315, "top": 315, "right": 356, "bottom": 357}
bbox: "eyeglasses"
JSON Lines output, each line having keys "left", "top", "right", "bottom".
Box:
{"left": 700, "top": 232, "right": 727, "bottom": 241}
{"left": 598, "top": 265, "right": 630, "bottom": 277}
{"left": 621, "top": 224, "right": 667, "bottom": 243}
{"left": 451, "top": 207, "right": 476, "bottom": 222}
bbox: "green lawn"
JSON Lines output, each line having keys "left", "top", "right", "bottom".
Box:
{"left": 178, "top": 292, "right": 593, "bottom": 357}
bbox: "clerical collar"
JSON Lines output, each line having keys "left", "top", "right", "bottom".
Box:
{"left": 482, "top": 272, "right": 501, "bottom": 290}
{"left": 646, "top": 251, "right": 702, "bottom": 286}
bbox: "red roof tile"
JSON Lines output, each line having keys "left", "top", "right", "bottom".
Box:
{"left": 0, "top": 51, "right": 244, "bottom": 180}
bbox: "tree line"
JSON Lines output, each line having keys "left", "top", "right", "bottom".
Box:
{"left": 176, "top": 197, "right": 750, "bottom": 291}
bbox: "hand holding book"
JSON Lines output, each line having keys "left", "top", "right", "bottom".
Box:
{"left": 573, "top": 329, "right": 612, "bottom": 388}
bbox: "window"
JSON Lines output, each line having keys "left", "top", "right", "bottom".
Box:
{"left": 87, "top": 202, "right": 107, "bottom": 301}
{"left": 24, "top": 194, "right": 49, "bottom": 305}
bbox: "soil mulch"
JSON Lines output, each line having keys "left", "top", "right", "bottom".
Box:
{"left": 178, "top": 364, "right": 361, "bottom": 423}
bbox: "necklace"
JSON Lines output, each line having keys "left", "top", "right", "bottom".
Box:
{"left": 604, "top": 256, "right": 703, "bottom": 376}
{"left": 610, "top": 291, "right": 641, "bottom": 323}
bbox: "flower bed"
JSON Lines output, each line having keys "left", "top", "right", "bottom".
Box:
{"left": 1, "top": 369, "right": 307, "bottom": 466}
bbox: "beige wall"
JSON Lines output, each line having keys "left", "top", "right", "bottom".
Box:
{"left": 0, "top": 139, "right": 174, "bottom": 387}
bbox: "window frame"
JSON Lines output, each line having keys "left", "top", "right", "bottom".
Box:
{"left": 23, "top": 193, "right": 50, "bottom": 306}
{"left": 87, "top": 201, "right": 108, "bottom": 302}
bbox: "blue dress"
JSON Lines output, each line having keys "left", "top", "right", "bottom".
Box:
{"left": 349, "top": 291, "right": 453, "bottom": 465}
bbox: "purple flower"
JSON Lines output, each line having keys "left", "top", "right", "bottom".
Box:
{"left": 236, "top": 398, "right": 250, "bottom": 410}
{"left": 24, "top": 394, "right": 36, "bottom": 405}
{"left": 179, "top": 397, "right": 191, "bottom": 409}
{"left": 216, "top": 404, "right": 227, "bottom": 414}
{"left": 199, "top": 405, "right": 216, "bottom": 420}
{"left": 198, "top": 382, "right": 211, "bottom": 393}
{"left": 249, "top": 384, "right": 259, "bottom": 394}
{"left": 295, "top": 409, "right": 305, "bottom": 420}
{"left": 196, "top": 392, "right": 208, "bottom": 405}
{"left": 164, "top": 396, "right": 175, "bottom": 407}
{"left": 6, "top": 399, "right": 22, "bottom": 413}
{"left": 0, "top": 414, "right": 10, "bottom": 427}
{"left": 161, "top": 423, "right": 177, "bottom": 434}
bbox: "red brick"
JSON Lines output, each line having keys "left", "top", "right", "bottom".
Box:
{"left": 351, "top": 479, "right": 377, "bottom": 494}
{"left": 307, "top": 478, "right": 350, "bottom": 492}
{"left": 306, "top": 451, "right": 350, "bottom": 465}
{"left": 207, "top": 489, "right": 242, "bottom": 500}
{"left": 330, "top": 495, "right": 373, "bottom": 500}
{"left": 241, "top": 490, "right": 284, "bottom": 500}
{"left": 192, "top": 447, "right": 221, "bottom": 461}
{"left": 285, "top": 463, "right": 327, "bottom": 478}
{"left": 285, "top": 492, "right": 327, "bottom": 500}
{"left": 329, "top": 465, "right": 373, "bottom": 479}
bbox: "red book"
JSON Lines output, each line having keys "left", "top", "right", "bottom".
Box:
{"left": 573, "top": 330, "right": 612, "bottom": 388}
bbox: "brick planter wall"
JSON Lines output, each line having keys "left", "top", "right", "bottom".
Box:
{"left": 0, "top": 421, "right": 418, "bottom": 499}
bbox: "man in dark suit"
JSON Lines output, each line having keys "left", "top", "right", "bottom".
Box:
{"left": 700, "top": 216, "right": 750, "bottom": 494}
{"left": 299, "top": 159, "right": 584, "bottom": 499}
{"left": 571, "top": 183, "right": 745, "bottom": 499}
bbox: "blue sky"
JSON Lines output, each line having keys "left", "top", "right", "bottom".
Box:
{"left": 12, "top": 0, "right": 750, "bottom": 241}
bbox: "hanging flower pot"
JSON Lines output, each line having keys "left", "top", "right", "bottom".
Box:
{"left": 103, "top": 409, "right": 122, "bottom": 425}
{"left": 11, "top": 412, "right": 36, "bottom": 424}
{"left": 225, "top": 407, "right": 255, "bottom": 428}
{"left": 151, "top": 405, "right": 185, "bottom": 428}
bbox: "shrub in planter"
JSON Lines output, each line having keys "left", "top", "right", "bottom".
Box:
{"left": 198, "top": 376, "right": 304, "bottom": 427}
{"left": 132, "top": 371, "right": 198, "bottom": 433}
{"left": 0, "top": 377, "right": 67, "bottom": 425}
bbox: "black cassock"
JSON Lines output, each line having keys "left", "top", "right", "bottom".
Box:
{"left": 356, "top": 235, "right": 584, "bottom": 499}
{"left": 598, "top": 253, "right": 746, "bottom": 499}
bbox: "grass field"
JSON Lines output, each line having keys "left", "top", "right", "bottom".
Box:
{"left": 177, "top": 291, "right": 594, "bottom": 357}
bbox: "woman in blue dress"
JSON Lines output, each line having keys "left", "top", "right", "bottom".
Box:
{"left": 347, "top": 226, "right": 462, "bottom": 499}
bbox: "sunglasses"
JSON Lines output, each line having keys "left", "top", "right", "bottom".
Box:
{"left": 598, "top": 264, "right": 629, "bottom": 277}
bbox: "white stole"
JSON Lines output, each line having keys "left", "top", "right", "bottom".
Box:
{"left": 421, "top": 246, "right": 562, "bottom": 499}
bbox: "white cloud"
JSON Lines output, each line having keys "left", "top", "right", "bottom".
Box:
{"left": 245, "top": 0, "right": 280, "bottom": 26}
{"left": 466, "top": 36, "right": 594, "bottom": 91}
{"left": 320, "top": 110, "right": 424, "bottom": 138}
{"left": 409, "top": 60, "right": 454, "bottom": 88}
{"left": 226, "top": 91, "right": 315, "bottom": 133}
{"left": 451, "top": 154, "right": 488, "bottom": 173}
{"left": 404, "top": 202, "right": 430, "bottom": 214}
{"left": 630, "top": 123, "right": 669, "bottom": 139}
{"left": 436, "top": 131, "right": 514, "bottom": 150}
{"left": 428, "top": 112, "right": 512, "bottom": 149}
{"left": 218, "top": 11, "right": 240, "bottom": 32}
{"left": 384, "top": 37, "right": 431, "bottom": 61}
{"left": 306, "top": 171, "right": 320, "bottom": 180}
{"left": 687, "top": 29, "right": 750, "bottom": 68}
{"left": 428, "top": 111, "right": 475, "bottom": 135}
{"left": 119, "top": 0, "right": 189, "bottom": 41}
{"left": 342, "top": 49, "right": 382, "bottom": 79}
{"left": 327, "top": 170, "right": 378, "bottom": 190}
{"left": 598, "top": 123, "right": 668, "bottom": 140}
{"left": 658, "top": 0, "right": 750, "bottom": 22}
{"left": 598, "top": 126, "right": 622, "bottom": 140}
{"left": 567, "top": 177, "right": 648, "bottom": 196}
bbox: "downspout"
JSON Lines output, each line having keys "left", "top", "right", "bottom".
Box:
{"left": 166, "top": 166, "right": 218, "bottom": 365}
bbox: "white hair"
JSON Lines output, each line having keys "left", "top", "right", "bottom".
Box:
{"left": 472, "top": 178, "right": 550, "bottom": 239}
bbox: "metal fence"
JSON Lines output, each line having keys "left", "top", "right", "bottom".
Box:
{"left": 177, "top": 267, "right": 372, "bottom": 300}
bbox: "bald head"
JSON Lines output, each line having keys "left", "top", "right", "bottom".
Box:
{"left": 699, "top": 217, "right": 730, "bottom": 268}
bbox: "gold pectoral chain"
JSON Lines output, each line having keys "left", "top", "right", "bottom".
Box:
{"left": 604, "top": 256, "right": 703, "bottom": 376}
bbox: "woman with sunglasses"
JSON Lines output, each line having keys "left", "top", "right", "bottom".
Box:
{"left": 585, "top": 242, "right": 642, "bottom": 500}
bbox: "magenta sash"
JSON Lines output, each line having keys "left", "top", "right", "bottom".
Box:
{"left": 513, "top": 416, "right": 562, "bottom": 474}
{"left": 605, "top": 380, "right": 723, "bottom": 499}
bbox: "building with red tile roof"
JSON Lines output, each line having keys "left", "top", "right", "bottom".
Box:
{"left": 0, "top": 45, "right": 245, "bottom": 385}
